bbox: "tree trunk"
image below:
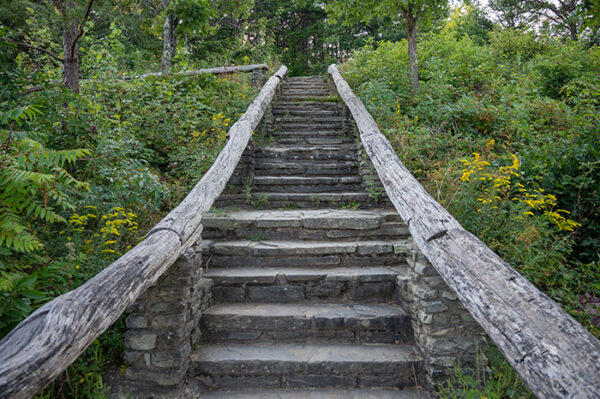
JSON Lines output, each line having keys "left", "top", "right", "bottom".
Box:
{"left": 161, "top": 0, "right": 177, "bottom": 74}
{"left": 569, "top": 22, "right": 578, "bottom": 41}
{"left": 62, "top": 19, "right": 80, "bottom": 93}
{"left": 405, "top": 14, "right": 419, "bottom": 95}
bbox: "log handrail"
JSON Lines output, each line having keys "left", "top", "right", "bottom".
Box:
{"left": 0, "top": 65, "right": 288, "bottom": 399}
{"left": 328, "top": 64, "right": 600, "bottom": 399}
{"left": 130, "top": 64, "right": 269, "bottom": 80}
{"left": 26, "top": 64, "right": 270, "bottom": 93}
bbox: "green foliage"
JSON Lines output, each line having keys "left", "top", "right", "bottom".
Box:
{"left": 342, "top": 23, "right": 600, "bottom": 397}
{"left": 1, "top": 18, "right": 256, "bottom": 397}
{"left": 438, "top": 344, "right": 533, "bottom": 399}
{"left": 0, "top": 104, "right": 90, "bottom": 253}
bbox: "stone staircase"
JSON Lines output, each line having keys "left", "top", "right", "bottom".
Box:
{"left": 192, "top": 76, "right": 429, "bottom": 398}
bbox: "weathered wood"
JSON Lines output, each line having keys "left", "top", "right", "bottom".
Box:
{"left": 0, "top": 65, "right": 288, "bottom": 399}
{"left": 328, "top": 64, "right": 600, "bottom": 399}
{"left": 26, "top": 64, "right": 270, "bottom": 93}
{"left": 132, "top": 64, "right": 269, "bottom": 80}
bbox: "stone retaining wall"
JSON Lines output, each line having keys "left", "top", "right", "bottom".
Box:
{"left": 396, "top": 240, "right": 488, "bottom": 389}
{"left": 114, "top": 249, "right": 212, "bottom": 397}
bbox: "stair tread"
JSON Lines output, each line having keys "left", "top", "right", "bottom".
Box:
{"left": 192, "top": 343, "right": 421, "bottom": 364}
{"left": 199, "top": 388, "right": 429, "bottom": 399}
{"left": 254, "top": 176, "right": 361, "bottom": 184}
{"left": 204, "top": 303, "right": 408, "bottom": 319}
{"left": 205, "top": 209, "right": 399, "bottom": 222}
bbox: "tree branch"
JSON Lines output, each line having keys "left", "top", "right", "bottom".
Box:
{"left": 70, "top": 0, "right": 96, "bottom": 56}
{"left": 1, "top": 38, "right": 64, "bottom": 63}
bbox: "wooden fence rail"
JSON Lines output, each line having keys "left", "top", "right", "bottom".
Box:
{"left": 328, "top": 64, "right": 600, "bottom": 399}
{"left": 26, "top": 63, "right": 269, "bottom": 93}
{"left": 130, "top": 63, "right": 269, "bottom": 80}
{"left": 0, "top": 65, "right": 288, "bottom": 399}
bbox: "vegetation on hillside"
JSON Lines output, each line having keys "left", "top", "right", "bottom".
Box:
{"left": 1, "top": 0, "right": 598, "bottom": 397}
{"left": 341, "top": 4, "right": 599, "bottom": 396}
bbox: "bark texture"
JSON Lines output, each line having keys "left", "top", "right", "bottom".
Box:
{"left": 62, "top": 19, "right": 80, "bottom": 92}
{"left": 329, "top": 63, "right": 600, "bottom": 399}
{"left": 405, "top": 14, "right": 419, "bottom": 94}
{"left": 161, "top": 0, "right": 177, "bottom": 74}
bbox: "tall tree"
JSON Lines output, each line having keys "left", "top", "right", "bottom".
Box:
{"left": 327, "top": 0, "right": 447, "bottom": 95}
{"left": 1, "top": 0, "right": 95, "bottom": 92}
{"left": 528, "top": 0, "right": 583, "bottom": 40}
{"left": 488, "top": 0, "right": 537, "bottom": 29}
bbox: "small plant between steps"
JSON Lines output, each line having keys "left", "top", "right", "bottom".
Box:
{"left": 437, "top": 344, "right": 533, "bottom": 399}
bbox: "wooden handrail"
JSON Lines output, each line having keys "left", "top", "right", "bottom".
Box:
{"left": 328, "top": 64, "right": 600, "bottom": 399}
{"left": 129, "top": 64, "right": 269, "bottom": 80}
{"left": 0, "top": 65, "right": 288, "bottom": 399}
{"left": 26, "top": 63, "right": 270, "bottom": 93}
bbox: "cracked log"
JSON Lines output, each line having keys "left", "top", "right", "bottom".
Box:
{"left": 0, "top": 65, "right": 288, "bottom": 399}
{"left": 328, "top": 63, "right": 600, "bottom": 399}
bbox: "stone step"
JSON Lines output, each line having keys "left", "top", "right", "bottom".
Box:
{"left": 272, "top": 109, "right": 339, "bottom": 117}
{"left": 201, "top": 303, "right": 413, "bottom": 344}
{"left": 274, "top": 101, "right": 339, "bottom": 108}
{"left": 201, "top": 240, "right": 407, "bottom": 273}
{"left": 274, "top": 123, "right": 345, "bottom": 132}
{"left": 202, "top": 209, "right": 407, "bottom": 241}
{"left": 254, "top": 161, "right": 358, "bottom": 176}
{"left": 275, "top": 116, "right": 345, "bottom": 123}
{"left": 214, "top": 192, "right": 387, "bottom": 209}
{"left": 204, "top": 266, "right": 404, "bottom": 303}
{"left": 274, "top": 137, "right": 354, "bottom": 146}
{"left": 253, "top": 176, "right": 362, "bottom": 193}
{"left": 256, "top": 146, "right": 357, "bottom": 162}
{"left": 282, "top": 89, "right": 331, "bottom": 94}
{"left": 280, "top": 96, "right": 336, "bottom": 102}
{"left": 190, "top": 343, "right": 423, "bottom": 390}
{"left": 270, "top": 130, "right": 349, "bottom": 137}
{"left": 203, "top": 239, "right": 405, "bottom": 257}
{"left": 199, "top": 388, "right": 430, "bottom": 399}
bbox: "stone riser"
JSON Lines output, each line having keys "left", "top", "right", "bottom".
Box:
{"left": 210, "top": 282, "right": 396, "bottom": 304}
{"left": 213, "top": 198, "right": 387, "bottom": 210}
{"left": 253, "top": 167, "right": 358, "bottom": 176}
{"left": 203, "top": 224, "right": 408, "bottom": 242}
{"left": 275, "top": 118, "right": 345, "bottom": 124}
{"left": 204, "top": 254, "right": 405, "bottom": 268}
{"left": 254, "top": 184, "right": 363, "bottom": 193}
{"left": 270, "top": 131, "right": 350, "bottom": 137}
{"left": 201, "top": 329, "right": 412, "bottom": 345}
{"left": 274, "top": 102, "right": 340, "bottom": 109}
{"left": 200, "top": 304, "right": 413, "bottom": 345}
{"left": 255, "top": 153, "right": 358, "bottom": 162}
{"left": 272, "top": 110, "right": 339, "bottom": 116}
{"left": 190, "top": 343, "right": 423, "bottom": 390}
{"left": 273, "top": 125, "right": 346, "bottom": 132}
{"left": 281, "top": 91, "right": 331, "bottom": 96}
{"left": 189, "top": 373, "right": 418, "bottom": 391}
{"left": 274, "top": 138, "right": 355, "bottom": 146}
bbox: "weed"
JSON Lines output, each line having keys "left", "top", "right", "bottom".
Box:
{"left": 242, "top": 176, "right": 254, "bottom": 204}
{"left": 247, "top": 233, "right": 266, "bottom": 242}
{"left": 208, "top": 207, "right": 230, "bottom": 217}
{"left": 252, "top": 193, "right": 269, "bottom": 209}
{"left": 280, "top": 201, "right": 300, "bottom": 210}
{"left": 341, "top": 200, "right": 360, "bottom": 209}
{"left": 366, "top": 186, "right": 384, "bottom": 202}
